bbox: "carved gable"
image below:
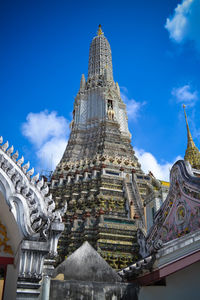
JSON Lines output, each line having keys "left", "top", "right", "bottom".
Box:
{"left": 147, "top": 160, "right": 200, "bottom": 252}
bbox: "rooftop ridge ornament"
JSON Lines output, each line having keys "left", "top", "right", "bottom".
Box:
{"left": 0, "top": 133, "right": 67, "bottom": 238}
{"left": 97, "top": 24, "right": 103, "bottom": 36}
{"left": 0, "top": 134, "right": 41, "bottom": 188}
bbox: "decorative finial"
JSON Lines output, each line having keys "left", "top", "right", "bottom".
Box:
{"left": 97, "top": 24, "right": 103, "bottom": 36}
{"left": 183, "top": 104, "right": 195, "bottom": 149}
{"left": 183, "top": 104, "right": 200, "bottom": 169}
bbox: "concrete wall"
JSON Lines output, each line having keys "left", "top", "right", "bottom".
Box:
{"left": 4, "top": 264, "right": 19, "bottom": 300}
{"left": 139, "top": 261, "right": 200, "bottom": 300}
{"left": 50, "top": 280, "right": 138, "bottom": 300}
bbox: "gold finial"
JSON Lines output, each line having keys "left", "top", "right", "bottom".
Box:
{"left": 183, "top": 104, "right": 200, "bottom": 169}
{"left": 97, "top": 24, "right": 103, "bottom": 36}
{"left": 183, "top": 104, "right": 195, "bottom": 148}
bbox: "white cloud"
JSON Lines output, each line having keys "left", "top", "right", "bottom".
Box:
{"left": 120, "top": 88, "right": 145, "bottom": 121}
{"left": 172, "top": 84, "right": 198, "bottom": 106}
{"left": 165, "top": 0, "right": 200, "bottom": 51}
{"left": 37, "top": 137, "right": 68, "bottom": 171}
{"left": 22, "top": 110, "right": 68, "bottom": 147}
{"left": 135, "top": 148, "right": 182, "bottom": 181}
{"left": 22, "top": 110, "right": 70, "bottom": 170}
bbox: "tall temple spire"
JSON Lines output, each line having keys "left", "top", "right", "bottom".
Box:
{"left": 183, "top": 104, "right": 200, "bottom": 169}
{"left": 51, "top": 26, "right": 151, "bottom": 270}
{"left": 183, "top": 104, "right": 195, "bottom": 148}
{"left": 60, "top": 26, "right": 131, "bottom": 163}
{"left": 88, "top": 25, "right": 113, "bottom": 80}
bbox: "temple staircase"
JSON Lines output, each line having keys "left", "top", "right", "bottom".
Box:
{"left": 124, "top": 180, "right": 144, "bottom": 221}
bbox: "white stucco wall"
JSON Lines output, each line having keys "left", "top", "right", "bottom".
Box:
{"left": 0, "top": 190, "right": 22, "bottom": 300}
{"left": 139, "top": 260, "right": 200, "bottom": 300}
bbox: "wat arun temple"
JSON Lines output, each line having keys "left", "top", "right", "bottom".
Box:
{"left": 50, "top": 25, "right": 169, "bottom": 270}
{"left": 1, "top": 26, "right": 200, "bottom": 300}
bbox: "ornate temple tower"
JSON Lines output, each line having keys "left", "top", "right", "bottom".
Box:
{"left": 62, "top": 25, "right": 133, "bottom": 163}
{"left": 50, "top": 26, "right": 153, "bottom": 270}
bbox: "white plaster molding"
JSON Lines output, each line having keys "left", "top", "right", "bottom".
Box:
{"left": 0, "top": 136, "right": 66, "bottom": 240}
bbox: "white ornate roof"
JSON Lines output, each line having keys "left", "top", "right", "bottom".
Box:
{"left": 0, "top": 136, "right": 66, "bottom": 240}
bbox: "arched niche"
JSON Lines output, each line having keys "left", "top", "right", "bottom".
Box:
{"left": 0, "top": 175, "right": 23, "bottom": 300}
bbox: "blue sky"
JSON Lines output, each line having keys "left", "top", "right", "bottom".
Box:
{"left": 1, "top": 0, "right": 200, "bottom": 180}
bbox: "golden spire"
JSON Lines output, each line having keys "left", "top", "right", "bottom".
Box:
{"left": 183, "top": 104, "right": 200, "bottom": 169}
{"left": 183, "top": 104, "right": 195, "bottom": 148}
{"left": 97, "top": 24, "right": 103, "bottom": 36}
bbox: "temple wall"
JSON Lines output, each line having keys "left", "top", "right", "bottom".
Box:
{"left": 0, "top": 190, "right": 22, "bottom": 300}
{"left": 139, "top": 260, "right": 200, "bottom": 300}
{"left": 50, "top": 280, "right": 138, "bottom": 300}
{"left": 4, "top": 264, "right": 19, "bottom": 300}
